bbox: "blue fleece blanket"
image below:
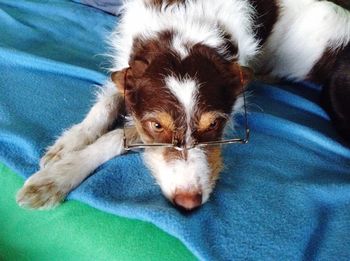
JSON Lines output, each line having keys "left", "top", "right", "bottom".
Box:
{"left": 1, "top": 1, "right": 350, "bottom": 260}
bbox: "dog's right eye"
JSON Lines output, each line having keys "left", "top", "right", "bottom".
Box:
{"left": 208, "top": 120, "right": 219, "bottom": 131}
{"left": 149, "top": 121, "right": 164, "bottom": 133}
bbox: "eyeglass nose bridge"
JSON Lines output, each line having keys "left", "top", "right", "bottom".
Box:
{"left": 172, "top": 143, "right": 197, "bottom": 151}
{"left": 171, "top": 138, "right": 198, "bottom": 151}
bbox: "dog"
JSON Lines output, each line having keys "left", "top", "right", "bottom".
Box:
{"left": 16, "top": 0, "right": 350, "bottom": 210}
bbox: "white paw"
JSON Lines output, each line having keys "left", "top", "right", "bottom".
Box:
{"left": 16, "top": 171, "right": 70, "bottom": 210}
{"left": 40, "top": 144, "right": 65, "bottom": 169}
{"left": 40, "top": 125, "right": 91, "bottom": 168}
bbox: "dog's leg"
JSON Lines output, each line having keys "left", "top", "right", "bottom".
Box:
{"left": 40, "top": 81, "right": 122, "bottom": 168}
{"left": 17, "top": 127, "right": 138, "bottom": 209}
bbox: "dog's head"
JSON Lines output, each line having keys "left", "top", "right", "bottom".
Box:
{"left": 112, "top": 34, "right": 252, "bottom": 210}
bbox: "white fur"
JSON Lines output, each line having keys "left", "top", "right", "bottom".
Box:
{"left": 165, "top": 76, "right": 199, "bottom": 144}
{"left": 144, "top": 147, "right": 212, "bottom": 203}
{"left": 172, "top": 33, "right": 190, "bottom": 58}
{"left": 109, "top": 0, "right": 258, "bottom": 70}
{"left": 17, "top": 129, "right": 125, "bottom": 209}
{"left": 165, "top": 76, "right": 197, "bottom": 119}
{"left": 259, "top": 0, "right": 350, "bottom": 79}
{"left": 227, "top": 95, "right": 246, "bottom": 133}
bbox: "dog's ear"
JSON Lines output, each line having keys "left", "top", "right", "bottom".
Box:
{"left": 111, "top": 59, "right": 150, "bottom": 93}
{"left": 111, "top": 68, "right": 129, "bottom": 93}
{"left": 130, "top": 59, "right": 149, "bottom": 78}
{"left": 231, "top": 63, "right": 254, "bottom": 87}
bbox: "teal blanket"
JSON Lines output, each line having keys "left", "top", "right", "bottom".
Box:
{"left": 1, "top": 0, "right": 350, "bottom": 260}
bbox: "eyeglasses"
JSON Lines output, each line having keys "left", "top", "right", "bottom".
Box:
{"left": 121, "top": 66, "right": 250, "bottom": 151}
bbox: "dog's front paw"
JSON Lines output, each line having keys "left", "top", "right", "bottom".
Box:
{"left": 40, "top": 144, "right": 65, "bottom": 169}
{"left": 16, "top": 172, "right": 69, "bottom": 210}
{"left": 40, "top": 126, "right": 90, "bottom": 169}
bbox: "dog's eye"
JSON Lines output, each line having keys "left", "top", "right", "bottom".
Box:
{"left": 208, "top": 120, "right": 219, "bottom": 130}
{"left": 150, "top": 121, "right": 164, "bottom": 133}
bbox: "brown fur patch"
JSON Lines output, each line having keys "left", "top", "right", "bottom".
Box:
{"left": 163, "top": 148, "right": 186, "bottom": 162}
{"left": 131, "top": 111, "right": 178, "bottom": 146}
{"left": 198, "top": 112, "right": 217, "bottom": 132}
{"left": 248, "top": 0, "right": 279, "bottom": 46}
{"left": 310, "top": 44, "right": 350, "bottom": 143}
{"left": 197, "top": 111, "right": 226, "bottom": 132}
{"left": 206, "top": 147, "right": 223, "bottom": 185}
{"left": 218, "top": 31, "right": 239, "bottom": 61}
{"left": 308, "top": 48, "right": 340, "bottom": 84}
{"left": 132, "top": 118, "right": 153, "bottom": 144}
{"left": 327, "top": 0, "right": 350, "bottom": 10}
{"left": 143, "top": 111, "right": 175, "bottom": 131}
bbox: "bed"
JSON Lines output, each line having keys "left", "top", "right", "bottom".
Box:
{"left": 1, "top": 0, "right": 350, "bottom": 260}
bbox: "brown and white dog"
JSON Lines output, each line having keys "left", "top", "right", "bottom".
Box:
{"left": 17, "top": 0, "right": 350, "bottom": 210}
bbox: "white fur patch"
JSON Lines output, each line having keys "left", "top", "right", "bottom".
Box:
{"left": 165, "top": 76, "right": 198, "bottom": 119}
{"left": 144, "top": 148, "right": 212, "bottom": 203}
{"left": 108, "top": 0, "right": 259, "bottom": 70}
{"left": 260, "top": 0, "right": 350, "bottom": 79}
{"left": 172, "top": 33, "right": 190, "bottom": 58}
{"left": 165, "top": 76, "right": 199, "bottom": 143}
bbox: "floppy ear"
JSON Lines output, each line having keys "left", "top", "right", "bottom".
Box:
{"left": 130, "top": 59, "right": 149, "bottom": 78}
{"left": 231, "top": 63, "right": 254, "bottom": 87}
{"left": 111, "top": 59, "right": 149, "bottom": 93}
{"left": 111, "top": 68, "right": 129, "bottom": 94}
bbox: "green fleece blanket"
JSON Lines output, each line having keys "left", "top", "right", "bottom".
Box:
{"left": 0, "top": 163, "right": 195, "bottom": 260}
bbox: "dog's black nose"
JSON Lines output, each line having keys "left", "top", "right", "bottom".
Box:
{"left": 173, "top": 192, "right": 202, "bottom": 211}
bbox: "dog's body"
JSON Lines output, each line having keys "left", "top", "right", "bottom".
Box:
{"left": 17, "top": 0, "right": 350, "bottom": 210}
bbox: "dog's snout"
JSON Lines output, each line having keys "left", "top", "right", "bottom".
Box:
{"left": 173, "top": 191, "right": 202, "bottom": 210}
